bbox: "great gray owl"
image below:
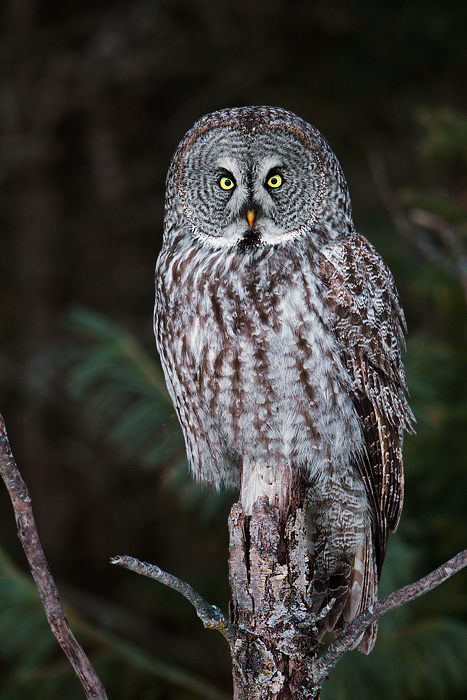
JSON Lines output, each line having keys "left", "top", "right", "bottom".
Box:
{"left": 154, "top": 106, "right": 413, "bottom": 653}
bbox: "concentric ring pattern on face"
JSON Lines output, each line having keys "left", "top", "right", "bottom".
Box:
{"left": 178, "top": 124, "right": 324, "bottom": 244}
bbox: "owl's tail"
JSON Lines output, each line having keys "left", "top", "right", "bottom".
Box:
{"left": 311, "top": 522, "right": 378, "bottom": 654}
{"left": 346, "top": 532, "right": 378, "bottom": 653}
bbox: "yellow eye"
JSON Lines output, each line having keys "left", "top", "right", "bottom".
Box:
{"left": 219, "top": 176, "right": 235, "bottom": 190}
{"left": 267, "top": 174, "right": 282, "bottom": 189}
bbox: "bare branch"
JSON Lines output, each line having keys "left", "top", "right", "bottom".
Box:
{"left": 113, "top": 522, "right": 467, "bottom": 698}
{"left": 0, "top": 414, "right": 108, "bottom": 700}
{"left": 315, "top": 547, "right": 467, "bottom": 685}
{"left": 111, "top": 555, "right": 236, "bottom": 644}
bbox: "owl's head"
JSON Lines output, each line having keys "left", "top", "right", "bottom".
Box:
{"left": 167, "top": 106, "right": 353, "bottom": 250}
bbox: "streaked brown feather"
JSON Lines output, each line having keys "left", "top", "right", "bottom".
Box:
{"left": 321, "top": 233, "right": 414, "bottom": 577}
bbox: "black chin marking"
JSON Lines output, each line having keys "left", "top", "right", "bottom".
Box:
{"left": 238, "top": 229, "right": 261, "bottom": 251}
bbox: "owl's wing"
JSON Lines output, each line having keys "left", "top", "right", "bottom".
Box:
{"left": 320, "top": 232, "right": 414, "bottom": 573}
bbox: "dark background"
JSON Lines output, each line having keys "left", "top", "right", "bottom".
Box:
{"left": 1, "top": 1, "right": 466, "bottom": 698}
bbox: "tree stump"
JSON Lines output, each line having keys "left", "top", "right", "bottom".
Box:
{"left": 228, "top": 481, "right": 321, "bottom": 699}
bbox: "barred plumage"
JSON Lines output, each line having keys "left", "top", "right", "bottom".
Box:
{"left": 154, "top": 106, "right": 414, "bottom": 653}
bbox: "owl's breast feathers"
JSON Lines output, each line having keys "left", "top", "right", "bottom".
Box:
{"left": 155, "top": 230, "right": 413, "bottom": 653}
{"left": 156, "top": 238, "right": 365, "bottom": 486}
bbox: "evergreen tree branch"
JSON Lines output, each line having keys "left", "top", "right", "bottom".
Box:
{"left": 0, "top": 414, "right": 108, "bottom": 700}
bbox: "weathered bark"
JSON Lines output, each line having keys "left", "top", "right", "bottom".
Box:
{"left": 228, "top": 486, "right": 320, "bottom": 700}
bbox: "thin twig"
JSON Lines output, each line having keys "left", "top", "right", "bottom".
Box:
{"left": 409, "top": 208, "right": 467, "bottom": 302}
{"left": 0, "top": 414, "right": 108, "bottom": 700}
{"left": 368, "top": 153, "right": 467, "bottom": 305}
{"left": 315, "top": 547, "right": 467, "bottom": 685}
{"left": 111, "top": 555, "right": 236, "bottom": 644}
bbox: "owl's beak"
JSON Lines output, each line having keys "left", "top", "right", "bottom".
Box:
{"left": 247, "top": 210, "right": 256, "bottom": 228}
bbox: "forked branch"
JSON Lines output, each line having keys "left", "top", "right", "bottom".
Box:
{"left": 113, "top": 519, "right": 467, "bottom": 698}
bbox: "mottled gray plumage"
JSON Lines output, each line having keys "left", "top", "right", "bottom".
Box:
{"left": 154, "top": 106, "right": 413, "bottom": 653}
